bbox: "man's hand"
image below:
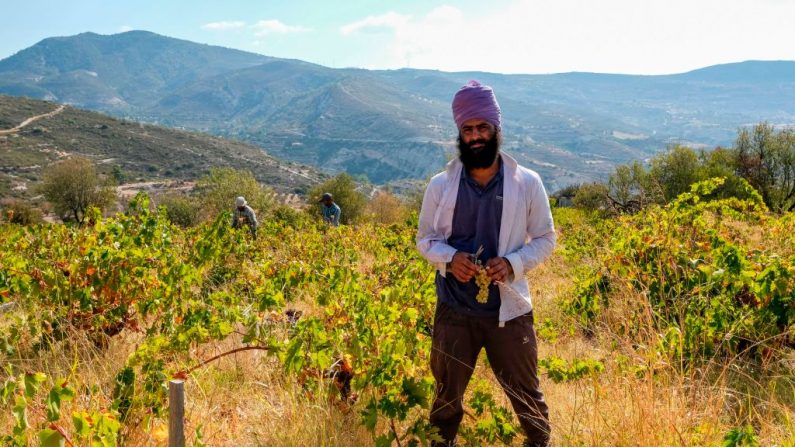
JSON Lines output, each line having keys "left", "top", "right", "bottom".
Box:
{"left": 448, "top": 251, "right": 479, "bottom": 283}
{"left": 485, "top": 257, "right": 513, "bottom": 283}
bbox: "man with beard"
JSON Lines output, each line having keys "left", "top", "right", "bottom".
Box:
{"left": 416, "top": 81, "right": 556, "bottom": 447}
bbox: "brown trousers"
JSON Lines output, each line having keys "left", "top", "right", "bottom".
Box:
{"left": 430, "top": 302, "right": 550, "bottom": 446}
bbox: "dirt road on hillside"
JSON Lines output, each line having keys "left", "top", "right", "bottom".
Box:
{"left": 0, "top": 105, "right": 66, "bottom": 135}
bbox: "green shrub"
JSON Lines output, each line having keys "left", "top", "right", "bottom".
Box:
{"left": 539, "top": 356, "right": 605, "bottom": 383}
{"left": 271, "top": 205, "right": 310, "bottom": 228}
{"left": 573, "top": 182, "right": 610, "bottom": 212}
{"left": 158, "top": 194, "right": 201, "bottom": 227}
{"left": 2, "top": 201, "right": 44, "bottom": 225}
{"left": 365, "top": 191, "right": 407, "bottom": 225}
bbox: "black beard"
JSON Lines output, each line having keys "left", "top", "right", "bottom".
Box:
{"left": 457, "top": 132, "right": 500, "bottom": 170}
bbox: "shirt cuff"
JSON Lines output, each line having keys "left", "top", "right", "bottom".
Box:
{"left": 504, "top": 253, "right": 524, "bottom": 284}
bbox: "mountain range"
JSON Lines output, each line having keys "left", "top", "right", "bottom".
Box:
{"left": 2, "top": 30, "right": 794, "bottom": 191}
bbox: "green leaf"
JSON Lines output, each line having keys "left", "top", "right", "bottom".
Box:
{"left": 46, "top": 382, "right": 74, "bottom": 422}
{"left": 722, "top": 425, "right": 759, "bottom": 447}
{"left": 72, "top": 412, "right": 91, "bottom": 438}
{"left": 12, "top": 396, "right": 28, "bottom": 433}
{"left": 361, "top": 399, "right": 379, "bottom": 431}
{"left": 46, "top": 389, "right": 63, "bottom": 422}
{"left": 401, "top": 378, "right": 428, "bottom": 408}
{"left": 375, "top": 433, "right": 395, "bottom": 447}
{"left": 282, "top": 337, "right": 304, "bottom": 374}
{"left": 24, "top": 372, "right": 46, "bottom": 398}
{"left": 1, "top": 376, "right": 17, "bottom": 403}
{"left": 38, "top": 429, "right": 65, "bottom": 447}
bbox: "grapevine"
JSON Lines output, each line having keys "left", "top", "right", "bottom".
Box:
{"left": 0, "top": 198, "right": 518, "bottom": 446}
{"left": 4, "top": 178, "right": 788, "bottom": 445}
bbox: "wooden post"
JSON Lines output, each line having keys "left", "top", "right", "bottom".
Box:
{"left": 169, "top": 379, "right": 185, "bottom": 447}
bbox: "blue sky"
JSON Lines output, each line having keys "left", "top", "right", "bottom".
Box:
{"left": 3, "top": 0, "right": 795, "bottom": 75}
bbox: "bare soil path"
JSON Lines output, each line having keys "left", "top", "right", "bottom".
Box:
{"left": 0, "top": 105, "right": 66, "bottom": 135}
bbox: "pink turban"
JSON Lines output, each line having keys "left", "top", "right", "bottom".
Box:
{"left": 451, "top": 80, "right": 501, "bottom": 130}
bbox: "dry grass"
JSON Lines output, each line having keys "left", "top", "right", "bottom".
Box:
{"left": 0, "top": 324, "right": 372, "bottom": 446}
{"left": 125, "top": 347, "right": 371, "bottom": 446}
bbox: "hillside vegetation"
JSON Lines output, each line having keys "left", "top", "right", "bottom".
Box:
{"left": 0, "top": 95, "right": 323, "bottom": 200}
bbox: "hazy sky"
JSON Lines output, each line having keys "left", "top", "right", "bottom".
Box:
{"left": 3, "top": 0, "right": 795, "bottom": 75}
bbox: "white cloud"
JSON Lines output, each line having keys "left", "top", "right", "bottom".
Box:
{"left": 252, "top": 20, "right": 311, "bottom": 36}
{"left": 339, "top": 12, "right": 409, "bottom": 35}
{"left": 118, "top": 25, "right": 134, "bottom": 32}
{"left": 338, "top": 0, "right": 795, "bottom": 74}
{"left": 202, "top": 21, "right": 246, "bottom": 31}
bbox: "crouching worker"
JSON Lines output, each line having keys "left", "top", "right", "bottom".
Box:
{"left": 232, "top": 196, "right": 258, "bottom": 239}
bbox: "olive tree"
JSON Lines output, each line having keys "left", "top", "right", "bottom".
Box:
{"left": 649, "top": 145, "right": 702, "bottom": 201}
{"left": 39, "top": 157, "right": 116, "bottom": 224}
{"left": 606, "top": 161, "right": 663, "bottom": 214}
{"left": 735, "top": 123, "right": 795, "bottom": 212}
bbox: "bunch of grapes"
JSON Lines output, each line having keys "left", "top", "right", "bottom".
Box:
{"left": 475, "top": 267, "right": 490, "bottom": 303}
{"left": 471, "top": 245, "right": 491, "bottom": 304}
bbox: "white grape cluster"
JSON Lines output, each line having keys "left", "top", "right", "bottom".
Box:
{"left": 475, "top": 267, "right": 490, "bottom": 303}
{"left": 471, "top": 245, "right": 491, "bottom": 304}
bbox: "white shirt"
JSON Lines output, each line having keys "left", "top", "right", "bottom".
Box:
{"left": 416, "top": 152, "right": 557, "bottom": 324}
